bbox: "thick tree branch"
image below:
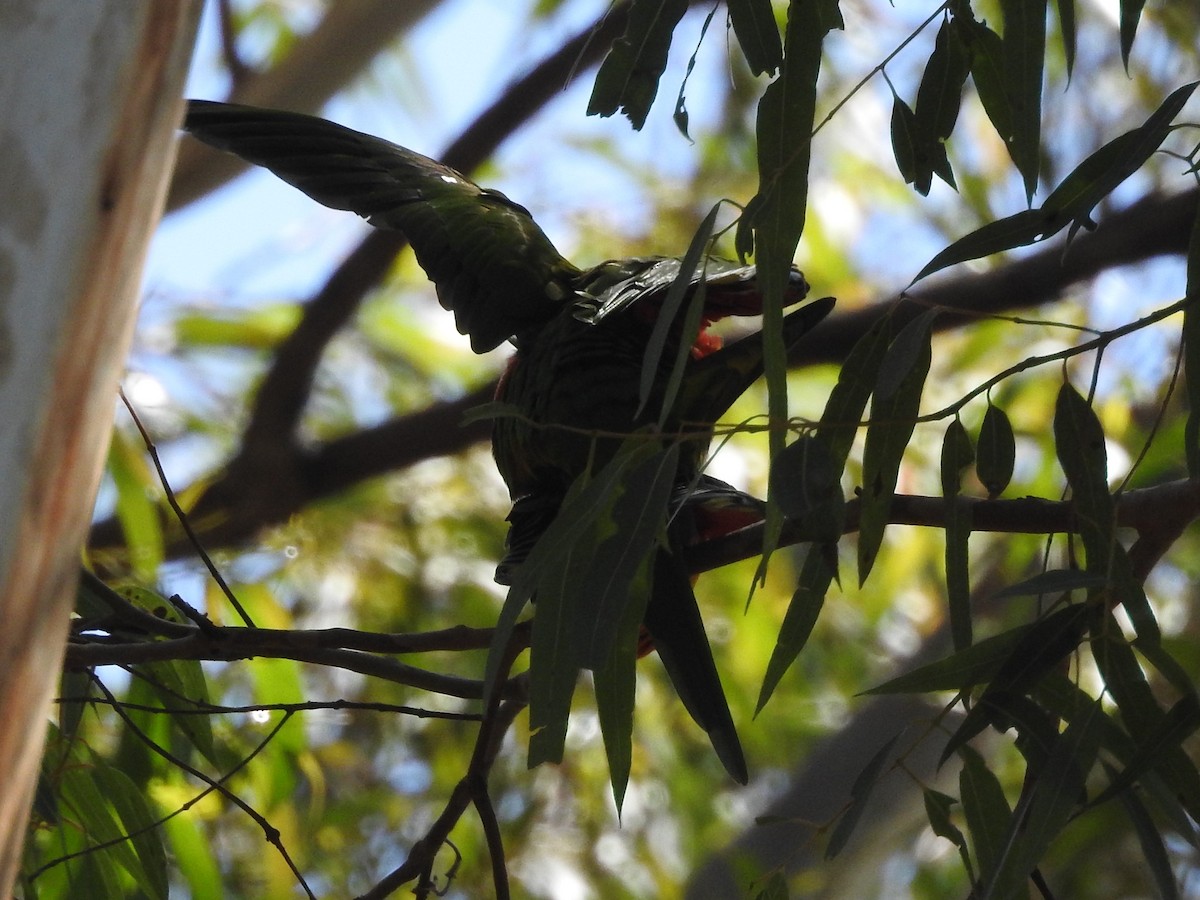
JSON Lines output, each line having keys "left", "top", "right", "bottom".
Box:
{"left": 91, "top": 187, "right": 1196, "bottom": 557}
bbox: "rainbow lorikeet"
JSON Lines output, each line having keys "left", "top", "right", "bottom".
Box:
{"left": 183, "top": 101, "right": 834, "bottom": 781}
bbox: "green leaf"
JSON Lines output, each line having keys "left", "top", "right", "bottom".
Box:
{"left": 977, "top": 402, "right": 1016, "bottom": 498}
{"left": 825, "top": 733, "right": 900, "bottom": 858}
{"left": 996, "top": 703, "right": 1103, "bottom": 895}
{"left": 890, "top": 94, "right": 923, "bottom": 192}
{"left": 1041, "top": 82, "right": 1198, "bottom": 242}
{"left": 60, "top": 765, "right": 164, "bottom": 898}
{"left": 992, "top": 569, "right": 1109, "bottom": 599}
{"left": 959, "top": 746, "right": 1014, "bottom": 889}
{"left": 955, "top": 14, "right": 1013, "bottom": 147}
{"left": 728, "top": 0, "right": 783, "bottom": 76}
{"left": 1184, "top": 201, "right": 1200, "bottom": 477}
{"left": 638, "top": 204, "right": 718, "bottom": 421}
{"left": 770, "top": 434, "right": 844, "bottom": 540}
{"left": 107, "top": 429, "right": 164, "bottom": 582}
{"left": 1091, "top": 693, "right": 1200, "bottom": 810}
{"left": 743, "top": 0, "right": 842, "bottom": 581}
{"left": 1055, "top": 0, "right": 1076, "bottom": 79}
{"left": 1115, "top": 765, "right": 1184, "bottom": 900}
{"left": 912, "top": 208, "right": 1052, "bottom": 284}
{"left": 163, "top": 812, "right": 223, "bottom": 900}
{"left": 941, "top": 419, "right": 975, "bottom": 650}
{"left": 136, "top": 660, "right": 217, "bottom": 766}
{"left": 92, "top": 766, "right": 169, "bottom": 900}
{"left": 816, "top": 315, "right": 893, "bottom": 468}
{"left": 866, "top": 622, "right": 1033, "bottom": 695}
{"left": 913, "top": 16, "right": 971, "bottom": 191}
{"left": 1000, "top": 0, "right": 1047, "bottom": 201}
{"left": 924, "top": 788, "right": 976, "bottom": 883}
{"left": 757, "top": 542, "right": 836, "bottom": 711}
{"left": 587, "top": 0, "right": 689, "bottom": 130}
{"left": 941, "top": 603, "right": 1089, "bottom": 763}
{"left": 1119, "top": 0, "right": 1147, "bottom": 69}
{"left": 593, "top": 549, "right": 651, "bottom": 812}
{"left": 578, "top": 446, "right": 679, "bottom": 668}
{"left": 858, "top": 311, "right": 934, "bottom": 584}
{"left": 1055, "top": 383, "right": 1159, "bottom": 640}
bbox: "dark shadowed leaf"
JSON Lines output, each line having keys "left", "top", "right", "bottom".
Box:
{"left": 959, "top": 746, "right": 1014, "bottom": 888}
{"left": 992, "top": 569, "right": 1109, "bottom": 599}
{"left": 757, "top": 541, "right": 837, "bottom": 712}
{"left": 1001, "top": 0, "right": 1047, "bottom": 201}
{"left": 890, "top": 94, "right": 922, "bottom": 190}
{"left": 1184, "top": 201, "right": 1200, "bottom": 476}
{"left": 1119, "top": 0, "right": 1147, "bottom": 69}
{"left": 1055, "top": 0, "right": 1076, "bottom": 78}
{"left": 954, "top": 13, "right": 1013, "bottom": 146}
{"left": 826, "top": 733, "right": 900, "bottom": 858}
{"left": 913, "top": 16, "right": 971, "bottom": 191}
{"left": 977, "top": 402, "right": 1015, "bottom": 498}
{"left": 587, "top": 0, "right": 689, "bottom": 130}
{"left": 728, "top": 0, "right": 783, "bottom": 76}
{"left": 941, "top": 419, "right": 975, "bottom": 649}
{"left": 1115, "top": 764, "right": 1184, "bottom": 900}
{"left": 858, "top": 311, "right": 933, "bottom": 584}
{"left": 771, "top": 434, "right": 844, "bottom": 539}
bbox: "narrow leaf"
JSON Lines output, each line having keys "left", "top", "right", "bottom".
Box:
{"left": 941, "top": 419, "right": 975, "bottom": 649}
{"left": 770, "top": 434, "right": 844, "bottom": 541}
{"left": 1184, "top": 200, "right": 1200, "bottom": 476}
{"left": 1055, "top": 0, "right": 1076, "bottom": 79}
{"left": 959, "top": 746, "right": 1014, "bottom": 888}
{"left": 914, "top": 16, "right": 971, "bottom": 191}
{"left": 890, "top": 94, "right": 923, "bottom": 191}
{"left": 1119, "top": 0, "right": 1147, "bottom": 69}
{"left": 1000, "top": 0, "right": 1047, "bottom": 201}
{"left": 728, "top": 0, "right": 783, "bottom": 76}
{"left": 858, "top": 311, "right": 934, "bottom": 584}
{"left": 992, "top": 569, "right": 1108, "bottom": 599}
{"left": 757, "top": 542, "right": 836, "bottom": 711}
{"left": 1115, "top": 766, "right": 1184, "bottom": 900}
{"left": 955, "top": 14, "right": 1013, "bottom": 146}
{"left": 825, "top": 733, "right": 900, "bottom": 858}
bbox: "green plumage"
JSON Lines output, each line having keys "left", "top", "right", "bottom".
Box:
{"left": 183, "top": 100, "right": 835, "bottom": 782}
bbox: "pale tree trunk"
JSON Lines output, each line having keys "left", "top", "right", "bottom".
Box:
{"left": 0, "top": 2, "right": 200, "bottom": 888}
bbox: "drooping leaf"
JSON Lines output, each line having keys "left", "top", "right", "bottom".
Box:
{"left": 1183, "top": 200, "right": 1200, "bottom": 477}
{"left": 1000, "top": 0, "right": 1047, "bottom": 201}
{"left": 1055, "top": 383, "right": 1159, "bottom": 640}
{"left": 911, "top": 208, "right": 1051, "bottom": 284}
{"left": 593, "top": 549, "right": 652, "bottom": 812}
{"left": 816, "top": 315, "right": 893, "bottom": 468}
{"left": 135, "top": 660, "right": 217, "bottom": 767}
{"left": 941, "top": 419, "right": 975, "bottom": 649}
{"left": 825, "top": 733, "right": 900, "bottom": 858}
{"left": 578, "top": 445, "right": 679, "bottom": 668}
{"left": 858, "top": 311, "right": 934, "bottom": 584}
{"left": 587, "top": 0, "right": 689, "bottom": 130}
{"left": 638, "top": 204, "right": 719, "bottom": 421}
{"left": 770, "top": 434, "right": 844, "bottom": 540}
{"left": 1055, "top": 0, "right": 1076, "bottom": 78}
{"left": 728, "top": 0, "right": 783, "bottom": 76}
{"left": 743, "top": 0, "right": 843, "bottom": 580}
{"left": 757, "top": 541, "right": 836, "bottom": 711}
{"left": 890, "top": 94, "right": 923, "bottom": 191}
{"left": 941, "top": 603, "right": 1089, "bottom": 763}
{"left": 959, "top": 746, "right": 1014, "bottom": 889}
{"left": 912, "top": 16, "right": 971, "bottom": 191}
{"left": 924, "top": 788, "right": 975, "bottom": 883}
{"left": 954, "top": 13, "right": 1013, "bottom": 148}
{"left": 1115, "top": 764, "right": 1184, "bottom": 900}
{"left": 1119, "top": 0, "right": 1147, "bottom": 69}
{"left": 977, "top": 402, "right": 1015, "bottom": 498}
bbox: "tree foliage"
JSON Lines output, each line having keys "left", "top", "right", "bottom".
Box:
{"left": 20, "top": 1, "right": 1200, "bottom": 897}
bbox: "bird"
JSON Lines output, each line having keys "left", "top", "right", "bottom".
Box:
{"left": 182, "top": 100, "right": 834, "bottom": 782}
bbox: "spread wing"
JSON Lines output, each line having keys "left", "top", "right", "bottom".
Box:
{"left": 183, "top": 100, "right": 579, "bottom": 352}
